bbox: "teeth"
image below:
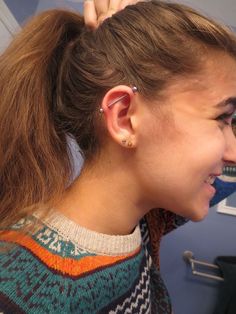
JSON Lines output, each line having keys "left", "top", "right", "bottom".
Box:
{"left": 205, "top": 175, "right": 216, "bottom": 185}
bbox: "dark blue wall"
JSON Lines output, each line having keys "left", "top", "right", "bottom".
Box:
{"left": 160, "top": 202, "right": 236, "bottom": 314}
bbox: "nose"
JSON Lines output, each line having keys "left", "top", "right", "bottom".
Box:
{"left": 223, "top": 127, "right": 236, "bottom": 164}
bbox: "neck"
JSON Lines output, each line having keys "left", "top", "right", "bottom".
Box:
{"left": 55, "top": 161, "right": 150, "bottom": 236}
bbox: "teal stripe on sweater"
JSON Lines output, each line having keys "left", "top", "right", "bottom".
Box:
{"left": 32, "top": 226, "right": 96, "bottom": 259}
{"left": 0, "top": 242, "right": 145, "bottom": 313}
{"left": 9, "top": 217, "right": 96, "bottom": 259}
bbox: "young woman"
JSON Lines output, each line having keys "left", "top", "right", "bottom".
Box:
{"left": 1, "top": 1, "right": 236, "bottom": 313}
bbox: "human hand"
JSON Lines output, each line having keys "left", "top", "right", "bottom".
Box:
{"left": 84, "top": 0, "right": 139, "bottom": 29}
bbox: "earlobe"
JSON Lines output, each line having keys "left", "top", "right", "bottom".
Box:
{"left": 100, "top": 85, "right": 138, "bottom": 148}
{"left": 121, "top": 138, "right": 134, "bottom": 148}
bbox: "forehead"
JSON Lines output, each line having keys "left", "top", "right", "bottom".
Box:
{"left": 163, "top": 53, "right": 236, "bottom": 113}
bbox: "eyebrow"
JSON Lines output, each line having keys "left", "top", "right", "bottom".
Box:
{"left": 215, "top": 97, "right": 236, "bottom": 109}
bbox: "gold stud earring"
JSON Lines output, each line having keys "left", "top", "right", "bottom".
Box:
{"left": 128, "top": 141, "right": 133, "bottom": 147}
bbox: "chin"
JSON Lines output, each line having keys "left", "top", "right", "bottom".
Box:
{"left": 181, "top": 200, "right": 210, "bottom": 222}
{"left": 189, "top": 207, "right": 209, "bottom": 222}
{"left": 190, "top": 214, "right": 207, "bottom": 222}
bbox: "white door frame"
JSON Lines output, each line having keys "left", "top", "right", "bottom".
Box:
{"left": 0, "top": 0, "right": 20, "bottom": 34}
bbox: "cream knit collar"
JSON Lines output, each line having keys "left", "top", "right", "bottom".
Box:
{"left": 34, "top": 210, "right": 142, "bottom": 256}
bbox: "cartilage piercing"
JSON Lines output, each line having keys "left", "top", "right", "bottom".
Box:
{"left": 107, "top": 86, "right": 138, "bottom": 108}
{"left": 99, "top": 86, "right": 138, "bottom": 113}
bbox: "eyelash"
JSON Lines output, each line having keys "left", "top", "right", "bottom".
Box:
{"left": 217, "top": 112, "right": 235, "bottom": 126}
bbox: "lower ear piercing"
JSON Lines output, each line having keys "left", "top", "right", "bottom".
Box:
{"left": 121, "top": 139, "right": 133, "bottom": 147}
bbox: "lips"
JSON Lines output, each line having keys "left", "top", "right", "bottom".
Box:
{"left": 205, "top": 175, "right": 216, "bottom": 185}
{"left": 204, "top": 174, "right": 221, "bottom": 185}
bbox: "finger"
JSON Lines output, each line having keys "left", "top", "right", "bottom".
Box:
{"left": 84, "top": 0, "right": 98, "bottom": 29}
{"left": 108, "top": 0, "right": 122, "bottom": 14}
{"left": 119, "top": 0, "right": 140, "bottom": 10}
{"left": 94, "top": 0, "right": 110, "bottom": 26}
{"left": 94, "top": 0, "right": 109, "bottom": 16}
{"left": 98, "top": 0, "right": 124, "bottom": 25}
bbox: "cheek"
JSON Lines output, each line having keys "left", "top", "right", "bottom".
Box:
{"left": 137, "top": 121, "right": 225, "bottom": 188}
{"left": 177, "top": 122, "right": 225, "bottom": 162}
{"left": 195, "top": 127, "right": 226, "bottom": 161}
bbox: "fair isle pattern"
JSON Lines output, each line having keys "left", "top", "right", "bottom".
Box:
{"left": 150, "top": 265, "right": 172, "bottom": 314}
{"left": 100, "top": 251, "right": 152, "bottom": 313}
{"left": 35, "top": 226, "right": 95, "bottom": 258}
{"left": 0, "top": 210, "right": 186, "bottom": 313}
{"left": 34, "top": 212, "right": 142, "bottom": 256}
{"left": 0, "top": 236, "right": 144, "bottom": 313}
{"left": 140, "top": 217, "right": 172, "bottom": 314}
{"left": 0, "top": 250, "right": 146, "bottom": 313}
{"left": 140, "top": 218, "right": 150, "bottom": 247}
{"left": 0, "top": 217, "right": 149, "bottom": 313}
{"left": 145, "top": 209, "right": 188, "bottom": 269}
{"left": 11, "top": 214, "right": 142, "bottom": 257}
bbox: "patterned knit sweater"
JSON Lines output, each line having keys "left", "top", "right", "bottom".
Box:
{"left": 0, "top": 208, "right": 187, "bottom": 314}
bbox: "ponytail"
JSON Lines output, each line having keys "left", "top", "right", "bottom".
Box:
{"left": 0, "top": 10, "right": 84, "bottom": 229}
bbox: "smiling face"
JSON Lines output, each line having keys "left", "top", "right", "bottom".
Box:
{"left": 135, "top": 52, "right": 236, "bottom": 221}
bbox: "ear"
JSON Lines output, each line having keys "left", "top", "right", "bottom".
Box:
{"left": 100, "top": 85, "right": 138, "bottom": 148}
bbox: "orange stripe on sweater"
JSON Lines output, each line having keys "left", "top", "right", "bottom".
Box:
{"left": 1, "top": 231, "right": 140, "bottom": 276}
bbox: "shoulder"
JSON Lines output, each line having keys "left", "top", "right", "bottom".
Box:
{"left": 0, "top": 215, "right": 147, "bottom": 313}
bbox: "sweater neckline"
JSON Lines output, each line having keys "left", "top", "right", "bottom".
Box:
{"left": 34, "top": 210, "right": 142, "bottom": 256}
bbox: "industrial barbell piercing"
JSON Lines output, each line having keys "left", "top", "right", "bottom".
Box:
{"left": 99, "top": 86, "right": 138, "bottom": 113}
{"left": 131, "top": 86, "right": 138, "bottom": 93}
{"left": 107, "top": 86, "right": 138, "bottom": 108}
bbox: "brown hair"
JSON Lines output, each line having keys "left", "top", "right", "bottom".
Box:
{"left": 1, "top": 1, "right": 236, "bottom": 230}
